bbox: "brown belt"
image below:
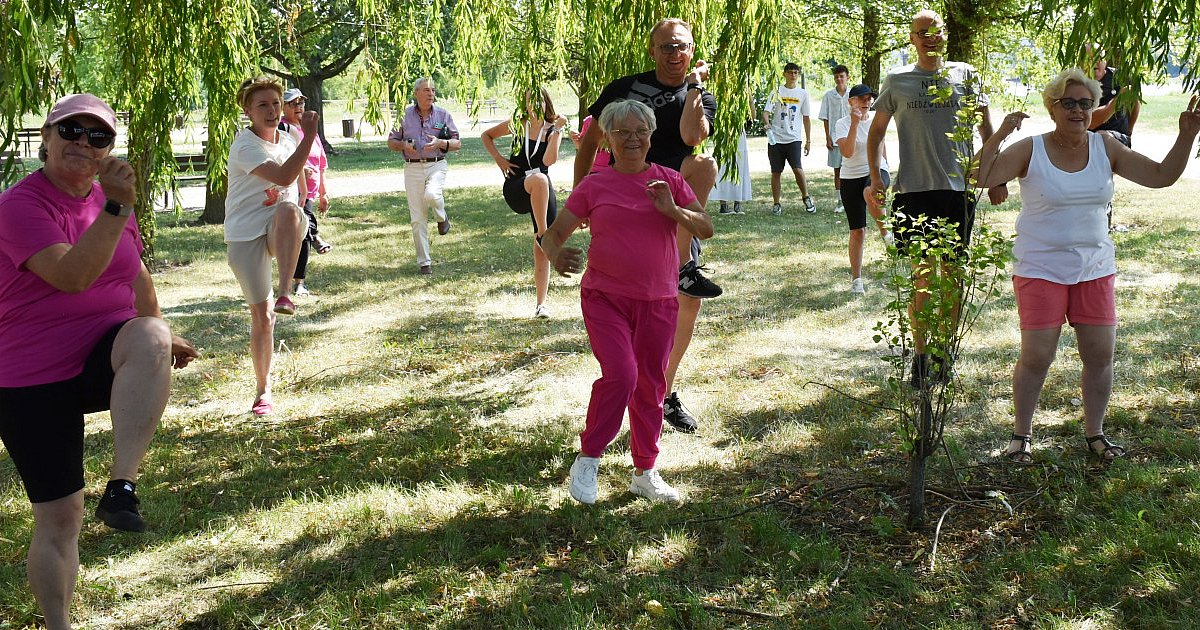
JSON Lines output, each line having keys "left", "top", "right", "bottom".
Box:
{"left": 407, "top": 156, "right": 446, "bottom": 163}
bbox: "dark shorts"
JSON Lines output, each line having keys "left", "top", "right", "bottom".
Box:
{"left": 841, "top": 170, "right": 890, "bottom": 231}
{"left": 501, "top": 172, "right": 558, "bottom": 233}
{"left": 0, "top": 321, "right": 125, "bottom": 503}
{"left": 891, "top": 190, "right": 977, "bottom": 255}
{"left": 768, "top": 141, "right": 804, "bottom": 172}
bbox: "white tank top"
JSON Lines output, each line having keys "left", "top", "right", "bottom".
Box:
{"left": 1013, "top": 132, "right": 1115, "bottom": 284}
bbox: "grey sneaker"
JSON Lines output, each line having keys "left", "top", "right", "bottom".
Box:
{"left": 569, "top": 455, "right": 601, "bottom": 504}
{"left": 771, "top": 203, "right": 782, "bottom": 216}
{"left": 629, "top": 469, "right": 681, "bottom": 503}
{"left": 850, "top": 278, "right": 865, "bottom": 294}
{"left": 804, "top": 196, "right": 816, "bottom": 213}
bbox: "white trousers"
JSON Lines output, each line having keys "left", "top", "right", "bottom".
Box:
{"left": 404, "top": 159, "right": 449, "bottom": 266}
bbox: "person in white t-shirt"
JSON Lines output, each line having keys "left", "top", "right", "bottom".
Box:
{"left": 819, "top": 64, "right": 851, "bottom": 213}
{"left": 834, "top": 84, "right": 891, "bottom": 294}
{"left": 762, "top": 62, "right": 814, "bottom": 214}
{"left": 225, "top": 76, "right": 317, "bottom": 416}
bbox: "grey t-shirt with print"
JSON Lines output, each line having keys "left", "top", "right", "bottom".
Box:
{"left": 874, "top": 61, "right": 988, "bottom": 194}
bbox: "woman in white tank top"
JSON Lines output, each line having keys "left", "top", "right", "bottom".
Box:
{"left": 974, "top": 68, "right": 1200, "bottom": 464}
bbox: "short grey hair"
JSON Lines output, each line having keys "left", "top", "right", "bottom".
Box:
{"left": 413, "top": 76, "right": 434, "bottom": 92}
{"left": 597, "top": 100, "right": 657, "bottom": 136}
{"left": 1042, "top": 68, "right": 1102, "bottom": 114}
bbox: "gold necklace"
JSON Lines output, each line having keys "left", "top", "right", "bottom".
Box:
{"left": 1050, "top": 131, "right": 1087, "bottom": 150}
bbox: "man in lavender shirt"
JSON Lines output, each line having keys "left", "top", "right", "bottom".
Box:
{"left": 388, "top": 77, "right": 461, "bottom": 275}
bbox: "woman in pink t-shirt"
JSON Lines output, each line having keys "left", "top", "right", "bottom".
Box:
{"left": 541, "top": 100, "right": 713, "bottom": 505}
{"left": 0, "top": 93, "right": 197, "bottom": 630}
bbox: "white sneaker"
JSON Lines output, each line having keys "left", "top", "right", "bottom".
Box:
{"left": 834, "top": 202, "right": 844, "bottom": 213}
{"left": 629, "top": 469, "right": 681, "bottom": 503}
{"left": 292, "top": 282, "right": 310, "bottom": 297}
{"left": 569, "top": 456, "right": 600, "bottom": 504}
{"left": 882, "top": 231, "right": 895, "bottom": 247}
{"left": 850, "top": 278, "right": 866, "bottom": 294}
{"left": 534, "top": 304, "right": 551, "bottom": 319}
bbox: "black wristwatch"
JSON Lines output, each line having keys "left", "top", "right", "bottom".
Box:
{"left": 686, "top": 83, "right": 705, "bottom": 92}
{"left": 104, "top": 199, "right": 134, "bottom": 217}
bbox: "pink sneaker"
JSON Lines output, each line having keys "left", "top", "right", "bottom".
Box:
{"left": 273, "top": 296, "right": 296, "bottom": 315}
{"left": 251, "top": 393, "right": 273, "bottom": 416}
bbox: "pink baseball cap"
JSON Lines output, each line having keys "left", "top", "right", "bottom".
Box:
{"left": 45, "top": 93, "right": 118, "bottom": 135}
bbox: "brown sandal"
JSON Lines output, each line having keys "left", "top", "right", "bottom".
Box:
{"left": 1003, "top": 433, "right": 1034, "bottom": 464}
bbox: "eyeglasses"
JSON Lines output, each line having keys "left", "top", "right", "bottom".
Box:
{"left": 54, "top": 120, "right": 116, "bottom": 148}
{"left": 911, "top": 29, "right": 946, "bottom": 40}
{"left": 288, "top": 99, "right": 306, "bottom": 107}
{"left": 1055, "top": 97, "right": 1095, "bottom": 110}
{"left": 656, "top": 42, "right": 693, "bottom": 55}
{"left": 609, "top": 128, "right": 652, "bottom": 139}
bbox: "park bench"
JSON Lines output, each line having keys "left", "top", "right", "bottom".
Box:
{"left": 164, "top": 153, "right": 207, "bottom": 208}
{"left": 14, "top": 128, "right": 41, "bottom": 158}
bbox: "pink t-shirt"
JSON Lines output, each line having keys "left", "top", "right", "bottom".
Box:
{"left": 579, "top": 116, "right": 611, "bottom": 169}
{"left": 0, "top": 170, "right": 142, "bottom": 387}
{"left": 286, "top": 124, "right": 328, "bottom": 200}
{"left": 566, "top": 163, "right": 696, "bottom": 300}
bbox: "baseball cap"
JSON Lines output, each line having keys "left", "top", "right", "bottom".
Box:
{"left": 282, "top": 88, "right": 306, "bottom": 103}
{"left": 848, "top": 84, "right": 877, "bottom": 99}
{"left": 45, "top": 93, "right": 118, "bottom": 135}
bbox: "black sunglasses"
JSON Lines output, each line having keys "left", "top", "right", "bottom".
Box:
{"left": 54, "top": 120, "right": 116, "bottom": 148}
{"left": 1055, "top": 97, "right": 1095, "bottom": 111}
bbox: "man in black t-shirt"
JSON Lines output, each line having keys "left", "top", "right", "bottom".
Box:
{"left": 573, "top": 18, "right": 719, "bottom": 434}
{"left": 1085, "top": 43, "right": 1140, "bottom": 148}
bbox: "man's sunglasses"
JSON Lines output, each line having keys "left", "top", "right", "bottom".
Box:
{"left": 656, "top": 42, "right": 693, "bottom": 55}
{"left": 54, "top": 120, "right": 116, "bottom": 148}
{"left": 1055, "top": 98, "right": 1095, "bottom": 111}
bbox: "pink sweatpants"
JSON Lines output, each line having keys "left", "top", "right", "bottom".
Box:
{"left": 579, "top": 287, "right": 678, "bottom": 470}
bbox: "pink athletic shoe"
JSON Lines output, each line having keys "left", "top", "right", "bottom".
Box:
{"left": 273, "top": 296, "right": 296, "bottom": 315}
{"left": 252, "top": 394, "right": 274, "bottom": 416}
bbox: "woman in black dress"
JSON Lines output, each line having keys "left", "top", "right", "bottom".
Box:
{"left": 482, "top": 87, "right": 568, "bottom": 318}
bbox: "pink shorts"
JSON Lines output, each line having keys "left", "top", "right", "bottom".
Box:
{"left": 1013, "top": 274, "right": 1117, "bottom": 330}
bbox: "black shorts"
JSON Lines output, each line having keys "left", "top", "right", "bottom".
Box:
{"left": 841, "top": 170, "right": 890, "bottom": 231}
{"left": 891, "top": 190, "right": 977, "bottom": 255}
{"left": 0, "top": 321, "right": 125, "bottom": 503}
{"left": 768, "top": 141, "right": 804, "bottom": 172}
{"left": 501, "top": 172, "right": 558, "bottom": 233}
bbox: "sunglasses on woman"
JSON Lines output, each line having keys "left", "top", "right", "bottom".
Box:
{"left": 54, "top": 120, "right": 116, "bottom": 148}
{"left": 1055, "top": 98, "right": 1095, "bottom": 111}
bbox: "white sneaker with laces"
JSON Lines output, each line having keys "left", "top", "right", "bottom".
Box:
{"left": 534, "top": 304, "right": 551, "bottom": 319}
{"left": 292, "top": 282, "right": 310, "bottom": 297}
{"left": 629, "top": 469, "right": 681, "bottom": 503}
{"left": 850, "top": 278, "right": 866, "bottom": 294}
{"left": 882, "top": 231, "right": 895, "bottom": 247}
{"left": 569, "top": 456, "right": 600, "bottom": 504}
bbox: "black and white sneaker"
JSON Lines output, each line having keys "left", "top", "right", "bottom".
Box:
{"left": 96, "top": 479, "right": 146, "bottom": 532}
{"left": 804, "top": 196, "right": 816, "bottom": 213}
{"left": 718, "top": 201, "right": 735, "bottom": 215}
{"left": 663, "top": 392, "right": 699, "bottom": 433}
{"left": 678, "top": 260, "right": 723, "bottom": 299}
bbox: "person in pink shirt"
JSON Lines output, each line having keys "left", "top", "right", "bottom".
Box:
{"left": 569, "top": 115, "right": 611, "bottom": 171}
{"left": 0, "top": 93, "right": 197, "bottom": 630}
{"left": 280, "top": 88, "right": 332, "bottom": 297}
{"left": 541, "top": 100, "right": 713, "bottom": 504}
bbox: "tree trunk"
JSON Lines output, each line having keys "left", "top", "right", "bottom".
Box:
{"left": 199, "top": 178, "right": 226, "bottom": 224}
{"left": 944, "top": 0, "right": 983, "bottom": 65}
{"left": 907, "top": 397, "right": 934, "bottom": 528}
{"left": 296, "top": 75, "right": 335, "bottom": 155}
{"left": 861, "top": 4, "right": 883, "bottom": 89}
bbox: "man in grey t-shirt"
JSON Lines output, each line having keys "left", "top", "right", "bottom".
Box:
{"left": 865, "top": 9, "right": 1006, "bottom": 386}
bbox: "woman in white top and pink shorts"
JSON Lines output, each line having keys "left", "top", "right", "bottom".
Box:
{"left": 975, "top": 68, "right": 1200, "bottom": 463}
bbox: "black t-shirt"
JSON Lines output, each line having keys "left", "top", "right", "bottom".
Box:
{"left": 1095, "top": 67, "right": 1131, "bottom": 134}
{"left": 588, "top": 70, "right": 717, "bottom": 170}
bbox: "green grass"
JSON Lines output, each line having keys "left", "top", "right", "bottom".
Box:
{"left": 3, "top": 172, "right": 1200, "bottom": 628}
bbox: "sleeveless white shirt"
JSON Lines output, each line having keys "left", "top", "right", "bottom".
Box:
{"left": 1013, "top": 132, "right": 1115, "bottom": 284}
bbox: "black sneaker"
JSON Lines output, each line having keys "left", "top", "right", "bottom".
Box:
{"left": 910, "top": 353, "right": 930, "bottom": 388}
{"left": 663, "top": 392, "right": 699, "bottom": 433}
{"left": 678, "top": 260, "right": 723, "bottom": 299}
{"left": 718, "top": 201, "right": 734, "bottom": 215}
{"left": 96, "top": 479, "right": 146, "bottom": 533}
